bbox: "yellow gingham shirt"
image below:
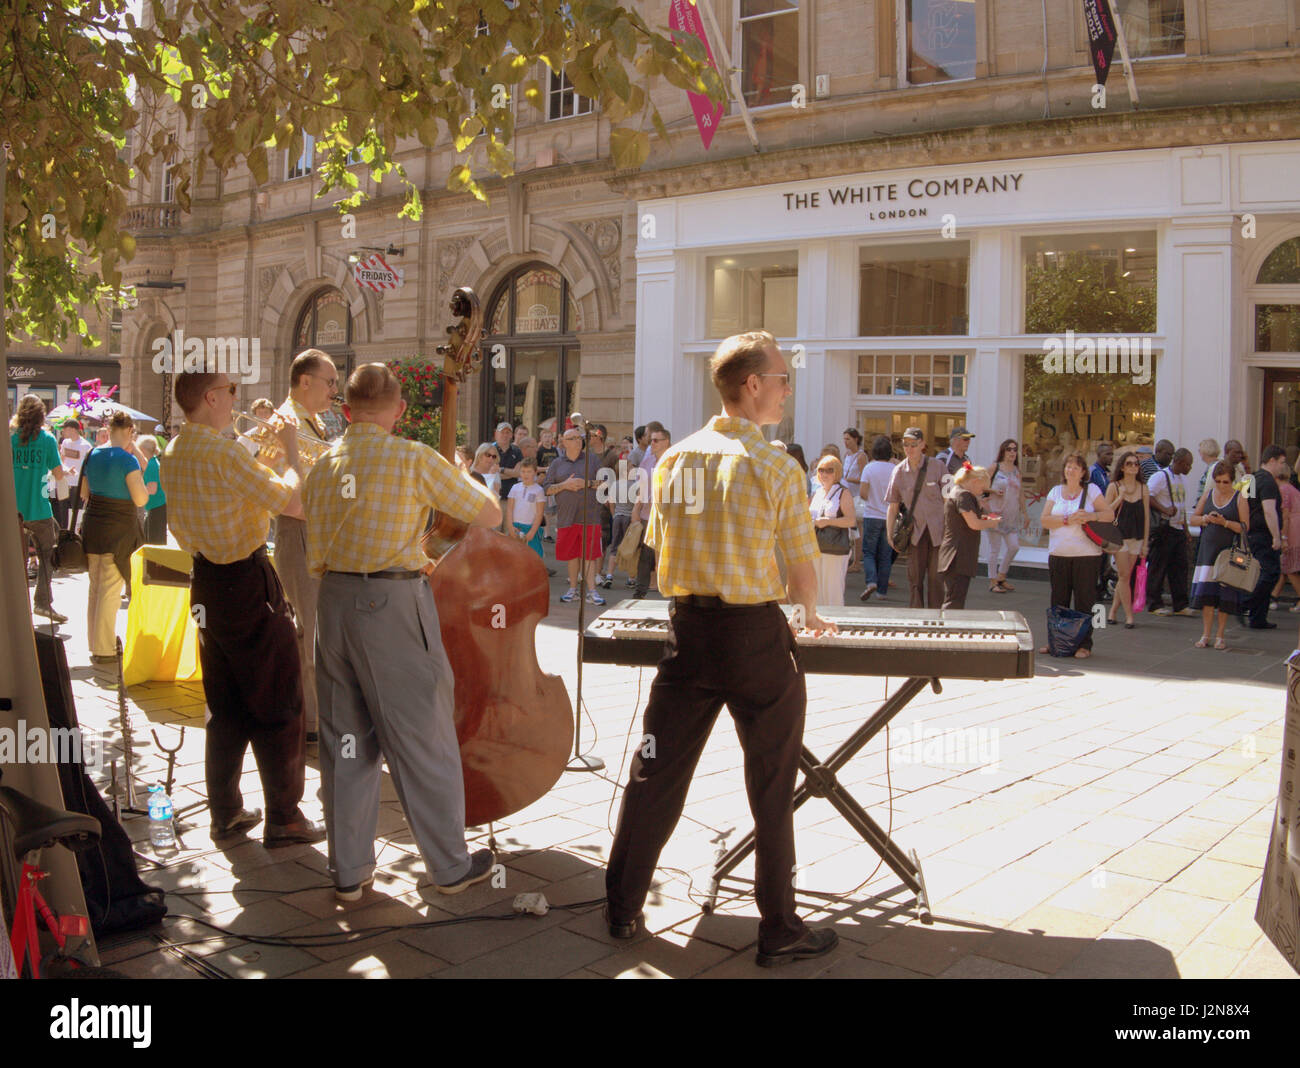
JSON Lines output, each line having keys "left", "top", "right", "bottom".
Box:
{"left": 161, "top": 422, "right": 293, "bottom": 563}
{"left": 301, "top": 421, "right": 487, "bottom": 577}
{"left": 283, "top": 397, "right": 329, "bottom": 445}
{"left": 646, "top": 415, "right": 819, "bottom": 604}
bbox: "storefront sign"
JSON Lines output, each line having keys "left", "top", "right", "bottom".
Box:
{"left": 782, "top": 172, "right": 1024, "bottom": 214}
{"left": 1083, "top": 0, "right": 1119, "bottom": 85}
{"left": 353, "top": 253, "right": 403, "bottom": 291}
{"left": 515, "top": 303, "right": 561, "bottom": 333}
{"left": 668, "top": 0, "right": 724, "bottom": 151}
{"left": 7, "top": 365, "right": 37, "bottom": 379}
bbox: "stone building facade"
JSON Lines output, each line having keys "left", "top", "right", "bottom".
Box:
{"left": 104, "top": 0, "right": 1298, "bottom": 496}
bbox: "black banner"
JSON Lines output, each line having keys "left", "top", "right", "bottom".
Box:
{"left": 1083, "top": 0, "right": 1119, "bottom": 85}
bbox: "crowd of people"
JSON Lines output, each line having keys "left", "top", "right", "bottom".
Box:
{"left": 11, "top": 395, "right": 167, "bottom": 644}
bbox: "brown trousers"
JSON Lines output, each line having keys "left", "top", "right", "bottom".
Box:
{"left": 907, "top": 529, "right": 943, "bottom": 609}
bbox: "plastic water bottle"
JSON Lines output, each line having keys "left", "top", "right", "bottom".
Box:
{"left": 148, "top": 785, "right": 175, "bottom": 849}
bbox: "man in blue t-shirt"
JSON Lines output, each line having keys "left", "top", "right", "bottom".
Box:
{"left": 10, "top": 396, "right": 67, "bottom": 621}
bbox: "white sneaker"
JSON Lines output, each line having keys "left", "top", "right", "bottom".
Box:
{"left": 560, "top": 588, "right": 578, "bottom": 602}
{"left": 587, "top": 590, "right": 606, "bottom": 606}
{"left": 1154, "top": 606, "right": 1174, "bottom": 616}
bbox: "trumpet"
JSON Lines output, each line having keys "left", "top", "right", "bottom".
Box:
{"left": 232, "top": 409, "right": 334, "bottom": 467}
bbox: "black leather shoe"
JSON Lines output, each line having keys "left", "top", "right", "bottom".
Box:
{"left": 755, "top": 927, "right": 839, "bottom": 968}
{"left": 264, "top": 816, "right": 327, "bottom": 848}
{"left": 1250, "top": 621, "right": 1279, "bottom": 630}
{"left": 211, "top": 808, "right": 262, "bottom": 839}
{"left": 603, "top": 905, "right": 640, "bottom": 940}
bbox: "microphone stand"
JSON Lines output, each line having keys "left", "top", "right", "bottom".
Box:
{"left": 566, "top": 422, "right": 604, "bottom": 773}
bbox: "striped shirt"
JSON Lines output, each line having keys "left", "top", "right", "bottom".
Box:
{"left": 161, "top": 422, "right": 293, "bottom": 562}
{"left": 301, "top": 421, "right": 486, "bottom": 577}
{"left": 646, "top": 415, "right": 819, "bottom": 604}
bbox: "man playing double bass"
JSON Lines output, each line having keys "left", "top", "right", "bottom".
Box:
{"left": 605, "top": 330, "right": 841, "bottom": 967}
{"left": 301, "top": 363, "right": 502, "bottom": 902}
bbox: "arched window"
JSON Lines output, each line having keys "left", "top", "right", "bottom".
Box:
{"left": 293, "top": 287, "right": 354, "bottom": 375}
{"left": 480, "top": 264, "right": 582, "bottom": 442}
{"left": 1251, "top": 236, "right": 1300, "bottom": 453}
{"left": 1257, "top": 237, "right": 1300, "bottom": 285}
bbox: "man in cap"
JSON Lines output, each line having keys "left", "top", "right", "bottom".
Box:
{"left": 936, "top": 427, "right": 974, "bottom": 476}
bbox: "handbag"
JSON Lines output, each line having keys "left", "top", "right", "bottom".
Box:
{"left": 1212, "top": 534, "right": 1260, "bottom": 592}
{"left": 51, "top": 475, "right": 87, "bottom": 574}
{"left": 815, "top": 487, "right": 851, "bottom": 556}
{"left": 1132, "top": 559, "right": 1148, "bottom": 613}
{"left": 1071, "top": 486, "right": 1123, "bottom": 552}
{"left": 889, "top": 461, "right": 927, "bottom": 554}
{"left": 1045, "top": 604, "right": 1093, "bottom": 658}
{"left": 614, "top": 516, "right": 643, "bottom": 578}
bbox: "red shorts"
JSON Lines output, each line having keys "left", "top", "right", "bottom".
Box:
{"left": 556, "top": 524, "right": 602, "bottom": 561}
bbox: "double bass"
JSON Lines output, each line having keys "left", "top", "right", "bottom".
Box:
{"left": 421, "top": 288, "right": 573, "bottom": 827}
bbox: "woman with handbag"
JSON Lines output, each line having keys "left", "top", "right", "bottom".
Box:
{"left": 939, "top": 465, "right": 1001, "bottom": 609}
{"left": 1037, "top": 452, "right": 1115, "bottom": 659}
{"left": 1189, "top": 460, "right": 1250, "bottom": 650}
{"left": 811, "top": 454, "right": 855, "bottom": 606}
{"left": 1104, "top": 450, "right": 1149, "bottom": 629}
{"left": 986, "top": 439, "right": 1025, "bottom": 593}
{"left": 81, "top": 410, "right": 148, "bottom": 663}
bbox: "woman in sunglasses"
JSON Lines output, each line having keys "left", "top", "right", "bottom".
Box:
{"left": 1104, "top": 450, "right": 1150, "bottom": 629}
{"left": 1188, "top": 460, "right": 1250, "bottom": 649}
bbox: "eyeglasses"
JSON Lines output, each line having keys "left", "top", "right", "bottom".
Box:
{"left": 816, "top": 466, "right": 836, "bottom": 474}
{"left": 757, "top": 373, "right": 790, "bottom": 385}
{"left": 1006, "top": 446, "right": 1018, "bottom": 451}
{"left": 307, "top": 373, "right": 338, "bottom": 388}
{"left": 206, "top": 383, "right": 237, "bottom": 398}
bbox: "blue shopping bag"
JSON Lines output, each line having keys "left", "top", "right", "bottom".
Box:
{"left": 1046, "top": 605, "right": 1093, "bottom": 658}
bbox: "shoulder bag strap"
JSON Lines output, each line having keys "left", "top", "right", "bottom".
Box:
{"left": 904, "top": 459, "right": 926, "bottom": 515}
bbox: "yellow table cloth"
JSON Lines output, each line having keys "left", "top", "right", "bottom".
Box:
{"left": 123, "top": 545, "right": 201, "bottom": 685}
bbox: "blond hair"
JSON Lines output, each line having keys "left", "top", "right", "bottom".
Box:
{"left": 953, "top": 464, "right": 989, "bottom": 487}
{"left": 815, "top": 454, "right": 843, "bottom": 481}
{"left": 709, "top": 331, "right": 777, "bottom": 403}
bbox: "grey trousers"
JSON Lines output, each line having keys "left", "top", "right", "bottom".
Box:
{"left": 315, "top": 572, "right": 471, "bottom": 888}
{"left": 273, "top": 515, "right": 319, "bottom": 734}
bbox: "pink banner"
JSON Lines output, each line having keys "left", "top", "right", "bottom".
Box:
{"left": 668, "top": 0, "right": 724, "bottom": 150}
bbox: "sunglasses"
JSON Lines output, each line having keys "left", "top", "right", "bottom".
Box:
{"left": 817, "top": 466, "right": 836, "bottom": 473}
{"left": 207, "top": 383, "right": 237, "bottom": 397}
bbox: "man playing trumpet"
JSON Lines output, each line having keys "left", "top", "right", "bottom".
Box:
{"left": 161, "top": 369, "right": 325, "bottom": 847}
{"left": 271, "top": 349, "right": 339, "bottom": 742}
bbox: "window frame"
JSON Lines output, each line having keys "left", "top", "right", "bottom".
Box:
{"left": 287, "top": 132, "right": 315, "bottom": 181}
{"left": 734, "top": 0, "right": 802, "bottom": 111}
{"left": 896, "top": 0, "right": 979, "bottom": 89}
{"left": 546, "top": 68, "right": 593, "bottom": 121}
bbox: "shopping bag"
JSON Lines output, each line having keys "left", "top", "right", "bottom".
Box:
{"left": 1132, "top": 559, "right": 1148, "bottom": 613}
{"left": 1046, "top": 605, "right": 1093, "bottom": 658}
{"left": 614, "top": 517, "right": 643, "bottom": 578}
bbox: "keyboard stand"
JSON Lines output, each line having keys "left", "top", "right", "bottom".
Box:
{"left": 704, "top": 675, "right": 938, "bottom": 924}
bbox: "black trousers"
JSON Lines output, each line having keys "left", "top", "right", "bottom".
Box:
{"left": 1245, "top": 537, "right": 1281, "bottom": 627}
{"left": 143, "top": 504, "right": 168, "bottom": 545}
{"left": 1145, "top": 526, "right": 1190, "bottom": 612}
{"left": 1048, "top": 554, "right": 1100, "bottom": 650}
{"left": 191, "top": 548, "right": 306, "bottom": 825}
{"left": 634, "top": 538, "right": 657, "bottom": 597}
{"left": 606, "top": 599, "right": 807, "bottom": 951}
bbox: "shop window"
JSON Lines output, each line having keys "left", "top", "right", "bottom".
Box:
{"left": 739, "top": 0, "right": 799, "bottom": 108}
{"left": 1256, "top": 306, "right": 1300, "bottom": 353}
{"left": 1023, "top": 231, "right": 1157, "bottom": 334}
{"left": 1114, "top": 0, "right": 1184, "bottom": 58}
{"left": 854, "top": 411, "right": 965, "bottom": 457}
{"left": 859, "top": 242, "right": 969, "bottom": 335}
{"left": 856, "top": 353, "right": 967, "bottom": 397}
{"left": 1258, "top": 238, "right": 1300, "bottom": 284}
{"left": 706, "top": 250, "right": 798, "bottom": 338}
{"left": 161, "top": 133, "right": 178, "bottom": 203}
{"left": 548, "top": 70, "right": 592, "bottom": 119}
{"left": 902, "top": 0, "right": 976, "bottom": 86}
{"left": 1019, "top": 353, "right": 1156, "bottom": 549}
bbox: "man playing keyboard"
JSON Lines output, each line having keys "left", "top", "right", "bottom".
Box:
{"left": 604, "top": 329, "right": 840, "bottom": 968}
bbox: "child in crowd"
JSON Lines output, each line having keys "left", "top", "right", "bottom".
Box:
{"left": 506, "top": 458, "right": 546, "bottom": 559}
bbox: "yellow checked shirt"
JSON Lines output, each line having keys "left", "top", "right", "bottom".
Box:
{"left": 161, "top": 422, "right": 293, "bottom": 563}
{"left": 646, "top": 415, "right": 819, "bottom": 604}
{"left": 301, "top": 421, "right": 487, "bottom": 577}
{"left": 283, "top": 397, "right": 329, "bottom": 445}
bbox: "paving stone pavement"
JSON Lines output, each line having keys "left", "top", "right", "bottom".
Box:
{"left": 31, "top": 551, "right": 1300, "bottom": 980}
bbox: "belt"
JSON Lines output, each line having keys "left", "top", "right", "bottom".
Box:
{"left": 195, "top": 546, "right": 266, "bottom": 566}
{"left": 671, "top": 595, "right": 777, "bottom": 609}
{"left": 325, "top": 569, "right": 425, "bottom": 580}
